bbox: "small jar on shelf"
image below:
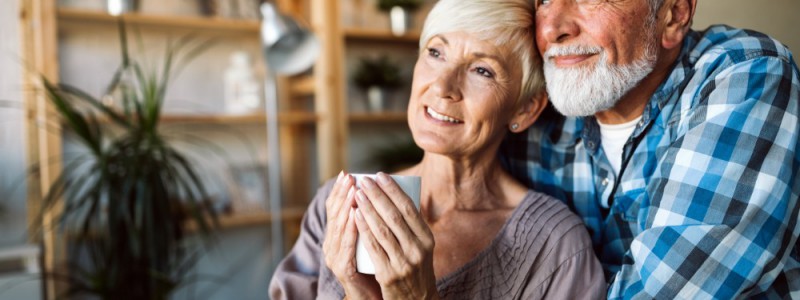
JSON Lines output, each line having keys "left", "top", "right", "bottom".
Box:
{"left": 224, "top": 51, "right": 264, "bottom": 115}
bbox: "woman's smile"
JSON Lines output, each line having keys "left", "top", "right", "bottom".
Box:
{"left": 425, "top": 106, "right": 464, "bottom": 124}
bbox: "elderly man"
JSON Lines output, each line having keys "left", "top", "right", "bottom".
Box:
{"left": 501, "top": 0, "right": 800, "bottom": 298}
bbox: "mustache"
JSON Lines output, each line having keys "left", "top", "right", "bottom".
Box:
{"left": 544, "top": 45, "right": 603, "bottom": 59}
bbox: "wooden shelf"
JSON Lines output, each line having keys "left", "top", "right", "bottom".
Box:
{"left": 289, "top": 75, "right": 316, "bottom": 97}
{"left": 69, "top": 112, "right": 318, "bottom": 126}
{"left": 160, "top": 112, "right": 319, "bottom": 125}
{"left": 349, "top": 112, "right": 407, "bottom": 123}
{"left": 186, "top": 207, "right": 306, "bottom": 232}
{"left": 57, "top": 8, "right": 259, "bottom": 35}
{"left": 344, "top": 28, "right": 421, "bottom": 44}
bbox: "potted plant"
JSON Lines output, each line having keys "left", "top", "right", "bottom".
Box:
{"left": 377, "top": 0, "right": 423, "bottom": 36}
{"left": 352, "top": 55, "right": 403, "bottom": 112}
{"left": 35, "top": 20, "right": 218, "bottom": 299}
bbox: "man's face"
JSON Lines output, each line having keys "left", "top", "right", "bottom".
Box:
{"left": 535, "top": 0, "right": 660, "bottom": 117}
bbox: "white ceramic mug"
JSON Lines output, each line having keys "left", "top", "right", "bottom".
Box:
{"left": 351, "top": 174, "right": 421, "bottom": 274}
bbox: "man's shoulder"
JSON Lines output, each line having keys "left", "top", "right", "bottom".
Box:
{"left": 688, "top": 24, "right": 795, "bottom": 69}
{"left": 664, "top": 24, "right": 800, "bottom": 125}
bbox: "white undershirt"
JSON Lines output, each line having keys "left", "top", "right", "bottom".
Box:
{"left": 598, "top": 116, "right": 642, "bottom": 176}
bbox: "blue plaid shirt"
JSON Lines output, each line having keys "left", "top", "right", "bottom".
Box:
{"left": 501, "top": 25, "right": 800, "bottom": 299}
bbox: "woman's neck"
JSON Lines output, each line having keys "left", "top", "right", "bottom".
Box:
{"left": 399, "top": 151, "right": 527, "bottom": 223}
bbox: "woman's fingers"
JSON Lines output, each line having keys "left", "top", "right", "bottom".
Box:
{"left": 324, "top": 171, "right": 344, "bottom": 211}
{"left": 354, "top": 188, "right": 408, "bottom": 259}
{"left": 330, "top": 175, "right": 355, "bottom": 231}
{"left": 334, "top": 185, "right": 355, "bottom": 231}
{"left": 325, "top": 172, "right": 348, "bottom": 218}
{"left": 323, "top": 173, "right": 355, "bottom": 267}
{"left": 357, "top": 178, "right": 417, "bottom": 250}
{"left": 343, "top": 208, "right": 358, "bottom": 257}
{"left": 374, "top": 173, "right": 434, "bottom": 243}
{"left": 354, "top": 207, "right": 390, "bottom": 274}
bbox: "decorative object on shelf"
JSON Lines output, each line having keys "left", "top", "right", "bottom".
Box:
{"left": 0, "top": 245, "right": 40, "bottom": 275}
{"left": 353, "top": 55, "right": 403, "bottom": 112}
{"left": 226, "top": 163, "right": 269, "bottom": 213}
{"left": 106, "top": 0, "right": 139, "bottom": 15}
{"left": 35, "top": 19, "right": 218, "bottom": 299}
{"left": 224, "top": 51, "right": 263, "bottom": 114}
{"left": 377, "top": 0, "right": 423, "bottom": 36}
{"left": 215, "top": 0, "right": 261, "bottom": 19}
{"left": 197, "top": 0, "right": 215, "bottom": 16}
{"left": 260, "top": 1, "right": 319, "bottom": 265}
{"left": 139, "top": 0, "right": 206, "bottom": 17}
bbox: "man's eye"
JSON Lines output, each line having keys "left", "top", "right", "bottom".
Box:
{"left": 476, "top": 67, "right": 494, "bottom": 78}
{"left": 539, "top": 0, "right": 551, "bottom": 4}
{"left": 427, "top": 48, "right": 441, "bottom": 58}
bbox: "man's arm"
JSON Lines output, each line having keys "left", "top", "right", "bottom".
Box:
{"left": 609, "top": 55, "right": 800, "bottom": 298}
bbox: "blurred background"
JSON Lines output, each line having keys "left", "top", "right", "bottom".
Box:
{"left": 0, "top": 0, "right": 797, "bottom": 299}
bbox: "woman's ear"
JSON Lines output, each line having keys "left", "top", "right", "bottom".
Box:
{"left": 661, "top": 0, "right": 697, "bottom": 49}
{"left": 509, "top": 92, "right": 548, "bottom": 133}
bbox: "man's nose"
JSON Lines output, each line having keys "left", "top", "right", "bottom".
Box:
{"left": 537, "top": 1, "right": 580, "bottom": 44}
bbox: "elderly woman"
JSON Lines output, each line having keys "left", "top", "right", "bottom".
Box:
{"left": 269, "top": 0, "right": 605, "bottom": 298}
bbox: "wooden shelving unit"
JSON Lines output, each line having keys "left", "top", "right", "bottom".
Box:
{"left": 344, "top": 28, "right": 421, "bottom": 44}
{"left": 57, "top": 8, "right": 259, "bottom": 35}
{"left": 23, "top": 1, "right": 428, "bottom": 297}
{"left": 185, "top": 207, "right": 306, "bottom": 232}
{"left": 67, "top": 112, "right": 318, "bottom": 126}
{"left": 349, "top": 112, "right": 407, "bottom": 123}
{"left": 160, "top": 112, "right": 319, "bottom": 125}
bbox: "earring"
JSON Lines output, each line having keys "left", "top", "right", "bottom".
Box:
{"left": 511, "top": 123, "right": 519, "bottom": 131}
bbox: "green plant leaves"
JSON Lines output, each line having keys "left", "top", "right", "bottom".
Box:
{"left": 353, "top": 55, "right": 404, "bottom": 89}
{"left": 36, "top": 19, "right": 218, "bottom": 299}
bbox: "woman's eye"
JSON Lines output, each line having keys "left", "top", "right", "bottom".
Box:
{"left": 427, "top": 48, "right": 441, "bottom": 58}
{"left": 476, "top": 67, "right": 494, "bottom": 78}
{"left": 539, "top": 0, "right": 551, "bottom": 4}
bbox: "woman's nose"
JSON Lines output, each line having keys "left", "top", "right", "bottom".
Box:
{"left": 537, "top": 1, "right": 581, "bottom": 45}
{"left": 430, "top": 67, "right": 463, "bottom": 102}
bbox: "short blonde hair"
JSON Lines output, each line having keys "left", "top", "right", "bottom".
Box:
{"left": 419, "top": 0, "right": 544, "bottom": 104}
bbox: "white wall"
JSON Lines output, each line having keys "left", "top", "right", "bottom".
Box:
{"left": 0, "top": 0, "right": 30, "bottom": 248}
{"left": 0, "top": 0, "right": 41, "bottom": 298}
{"left": 693, "top": 0, "right": 800, "bottom": 61}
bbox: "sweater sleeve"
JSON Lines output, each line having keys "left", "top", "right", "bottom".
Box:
{"left": 268, "top": 180, "right": 334, "bottom": 300}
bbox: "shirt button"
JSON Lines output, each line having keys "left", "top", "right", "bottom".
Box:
{"left": 601, "top": 178, "right": 610, "bottom": 186}
{"left": 587, "top": 141, "right": 595, "bottom": 149}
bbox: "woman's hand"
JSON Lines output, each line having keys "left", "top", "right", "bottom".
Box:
{"left": 354, "top": 172, "right": 439, "bottom": 300}
{"left": 322, "top": 172, "right": 381, "bottom": 299}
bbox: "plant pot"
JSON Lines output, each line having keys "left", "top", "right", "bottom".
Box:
{"left": 389, "top": 6, "right": 412, "bottom": 36}
{"left": 107, "top": 0, "right": 139, "bottom": 15}
{"left": 366, "top": 86, "right": 388, "bottom": 112}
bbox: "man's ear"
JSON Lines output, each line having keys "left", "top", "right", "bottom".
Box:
{"left": 661, "top": 0, "right": 697, "bottom": 49}
{"left": 510, "top": 92, "right": 548, "bottom": 133}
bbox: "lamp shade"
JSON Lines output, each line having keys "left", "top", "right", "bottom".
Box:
{"left": 260, "top": 3, "right": 319, "bottom": 75}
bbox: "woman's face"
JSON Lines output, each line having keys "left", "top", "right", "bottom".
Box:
{"left": 408, "top": 31, "right": 522, "bottom": 159}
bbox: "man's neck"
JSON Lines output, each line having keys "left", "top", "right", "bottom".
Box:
{"left": 595, "top": 47, "right": 681, "bottom": 125}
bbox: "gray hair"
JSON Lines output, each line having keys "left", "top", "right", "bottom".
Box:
{"left": 648, "top": 0, "right": 664, "bottom": 14}
{"left": 419, "top": 0, "right": 545, "bottom": 105}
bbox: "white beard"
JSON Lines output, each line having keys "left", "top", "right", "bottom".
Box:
{"left": 543, "top": 44, "right": 657, "bottom": 117}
